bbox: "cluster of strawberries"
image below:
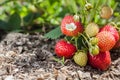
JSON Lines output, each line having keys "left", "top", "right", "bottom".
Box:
{"left": 54, "top": 12, "right": 120, "bottom": 70}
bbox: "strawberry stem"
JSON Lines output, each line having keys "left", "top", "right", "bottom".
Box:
{"left": 53, "top": 57, "right": 65, "bottom": 66}
{"left": 75, "top": 37, "right": 78, "bottom": 50}
{"left": 109, "top": 22, "right": 120, "bottom": 30}
{"left": 82, "top": 39, "right": 89, "bottom": 49}
{"left": 80, "top": 33, "right": 91, "bottom": 47}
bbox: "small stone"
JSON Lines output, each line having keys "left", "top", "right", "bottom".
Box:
{"left": 5, "top": 75, "right": 14, "bottom": 80}
{"left": 83, "top": 72, "right": 91, "bottom": 78}
{"left": 0, "top": 77, "right": 2, "bottom": 80}
{"left": 0, "top": 54, "right": 5, "bottom": 64}
{"left": 77, "top": 70, "right": 83, "bottom": 79}
{"left": 16, "top": 42, "right": 24, "bottom": 46}
{"left": 53, "top": 68, "right": 58, "bottom": 78}
{"left": 0, "top": 68, "right": 7, "bottom": 75}
{"left": 93, "top": 74, "right": 99, "bottom": 79}
{"left": 44, "top": 73, "right": 50, "bottom": 79}
{"left": 57, "top": 72, "right": 67, "bottom": 80}
{"left": 77, "top": 70, "right": 91, "bottom": 79}
{"left": 37, "top": 78, "right": 44, "bottom": 80}
{"left": 13, "top": 68, "right": 19, "bottom": 73}
{"left": 17, "top": 47, "right": 23, "bottom": 54}
{"left": 0, "top": 45, "right": 4, "bottom": 53}
{"left": 6, "top": 51, "right": 17, "bottom": 58}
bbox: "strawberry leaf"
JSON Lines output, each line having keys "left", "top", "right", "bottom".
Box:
{"left": 76, "top": 36, "right": 86, "bottom": 50}
{"left": 7, "top": 12, "right": 21, "bottom": 31}
{"left": 44, "top": 27, "right": 62, "bottom": 39}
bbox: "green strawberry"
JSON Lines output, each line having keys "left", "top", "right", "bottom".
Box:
{"left": 90, "top": 37, "right": 98, "bottom": 45}
{"left": 73, "top": 51, "right": 88, "bottom": 66}
{"left": 89, "top": 45, "right": 99, "bottom": 55}
{"left": 85, "top": 23, "right": 99, "bottom": 37}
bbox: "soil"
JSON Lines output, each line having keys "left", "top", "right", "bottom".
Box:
{"left": 0, "top": 32, "right": 120, "bottom": 80}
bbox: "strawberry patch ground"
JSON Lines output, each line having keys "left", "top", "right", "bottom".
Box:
{"left": 0, "top": 32, "right": 120, "bottom": 80}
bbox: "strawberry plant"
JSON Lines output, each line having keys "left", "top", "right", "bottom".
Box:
{"left": 45, "top": 0, "right": 120, "bottom": 70}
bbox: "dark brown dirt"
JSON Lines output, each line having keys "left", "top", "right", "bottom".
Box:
{"left": 0, "top": 32, "right": 120, "bottom": 80}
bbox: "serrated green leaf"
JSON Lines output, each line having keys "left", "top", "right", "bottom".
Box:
{"left": 23, "top": 12, "right": 34, "bottom": 26}
{"left": 77, "top": 0, "right": 86, "bottom": 8}
{"left": 76, "top": 35, "right": 89, "bottom": 50}
{"left": 64, "top": 36, "right": 73, "bottom": 42}
{"left": 8, "top": 12, "right": 21, "bottom": 30}
{"left": 44, "top": 27, "right": 62, "bottom": 39}
{"left": 0, "top": 20, "right": 8, "bottom": 30}
{"left": 76, "top": 36, "right": 84, "bottom": 50}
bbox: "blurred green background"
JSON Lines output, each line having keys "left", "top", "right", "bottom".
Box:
{"left": 0, "top": 0, "right": 120, "bottom": 34}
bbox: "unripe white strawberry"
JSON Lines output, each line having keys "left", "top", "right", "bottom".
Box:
{"left": 85, "top": 23, "right": 99, "bottom": 37}
{"left": 73, "top": 51, "right": 88, "bottom": 66}
{"left": 100, "top": 5, "right": 113, "bottom": 19}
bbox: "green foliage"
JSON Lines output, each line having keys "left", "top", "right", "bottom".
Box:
{"left": 8, "top": 13, "right": 21, "bottom": 30}
{"left": 0, "top": 0, "right": 71, "bottom": 32}
{"left": 0, "top": 0, "right": 81, "bottom": 32}
{"left": 44, "top": 27, "right": 62, "bottom": 39}
{"left": 0, "top": 0, "right": 120, "bottom": 36}
{"left": 45, "top": 0, "right": 120, "bottom": 39}
{"left": 0, "top": 12, "right": 21, "bottom": 31}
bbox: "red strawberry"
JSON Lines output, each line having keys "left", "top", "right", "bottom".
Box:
{"left": 100, "top": 25, "right": 119, "bottom": 42}
{"left": 55, "top": 40, "right": 76, "bottom": 58}
{"left": 88, "top": 51, "right": 111, "bottom": 70}
{"left": 96, "top": 31, "right": 116, "bottom": 52}
{"left": 61, "top": 15, "right": 83, "bottom": 36}
{"left": 114, "top": 31, "right": 120, "bottom": 48}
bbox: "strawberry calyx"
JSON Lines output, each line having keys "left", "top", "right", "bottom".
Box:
{"left": 85, "top": 1, "right": 93, "bottom": 11}
{"left": 73, "top": 14, "right": 80, "bottom": 22}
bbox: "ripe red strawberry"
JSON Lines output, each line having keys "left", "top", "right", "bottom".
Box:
{"left": 88, "top": 51, "right": 111, "bottom": 70}
{"left": 61, "top": 15, "right": 83, "bottom": 36}
{"left": 114, "top": 31, "right": 120, "bottom": 48}
{"left": 96, "top": 31, "right": 116, "bottom": 52}
{"left": 55, "top": 40, "right": 76, "bottom": 58}
{"left": 100, "top": 25, "right": 119, "bottom": 42}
